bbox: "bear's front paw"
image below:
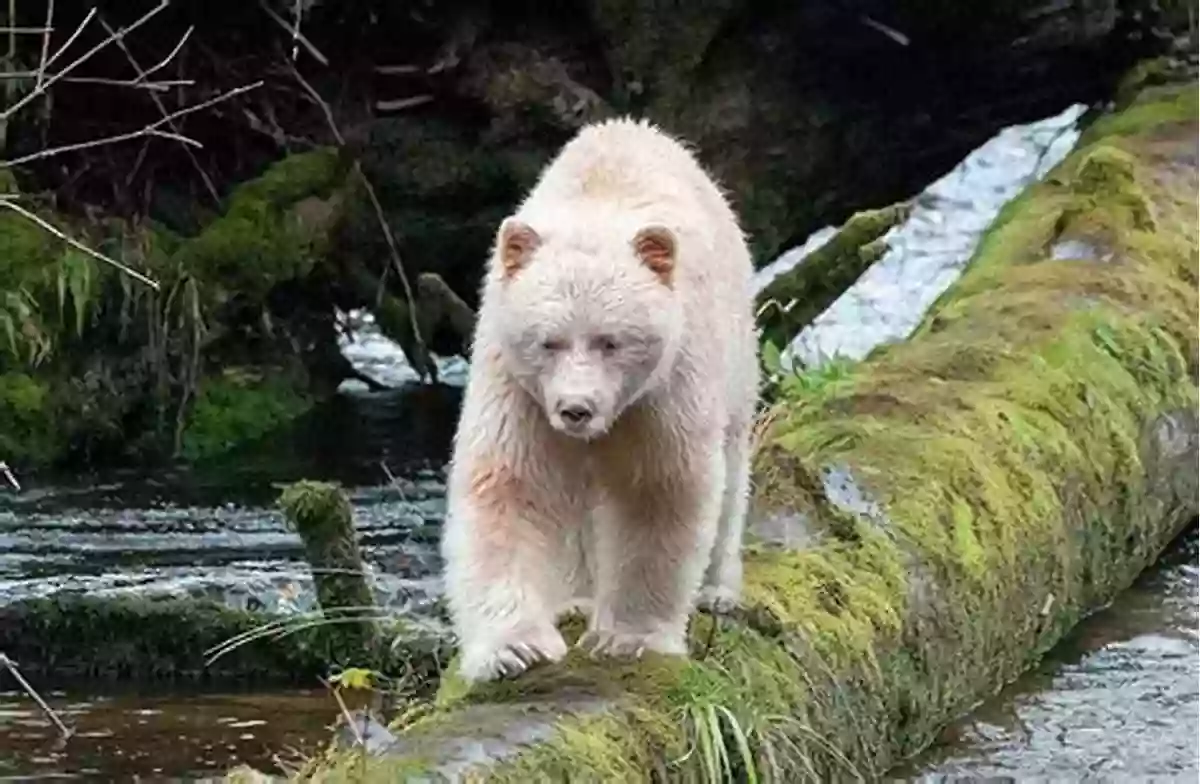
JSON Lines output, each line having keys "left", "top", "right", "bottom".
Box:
{"left": 695, "top": 584, "right": 740, "bottom": 615}
{"left": 457, "top": 624, "right": 568, "bottom": 683}
{"left": 576, "top": 628, "right": 687, "bottom": 660}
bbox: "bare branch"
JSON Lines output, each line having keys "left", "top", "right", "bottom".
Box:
{"left": 286, "top": 60, "right": 435, "bottom": 382}
{"left": 0, "top": 72, "right": 194, "bottom": 90}
{"left": 134, "top": 25, "right": 192, "bottom": 85}
{"left": 376, "top": 95, "right": 433, "bottom": 112}
{"left": 0, "top": 197, "right": 160, "bottom": 290}
{"left": 1, "top": 80, "right": 262, "bottom": 167}
{"left": 258, "top": 0, "right": 328, "bottom": 66}
{"left": 374, "top": 64, "right": 421, "bottom": 75}
{"left": 0, "top": 27, "right": 54, "bottom": 35}
{"left": 39, "top": 8, "right": 95, "bottom": 74}
{"left": 2, "top": 0, "right": 169, "bottom": 121}
{"left": 0, "top": 460, "right": 19, "bottom": 491}
{"left": 0, "top": 654, "right": 72, "bottom": 740}
{"left": 97, "top": 14, "right": 220, "bottom": 205}
{"left": 66, "top": 76, "right": 193, "bottom": 90}
{"left": 36, "top": 0, "right": 54, "bottom": 89}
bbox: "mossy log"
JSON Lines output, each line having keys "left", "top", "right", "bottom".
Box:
{"left": 756, "top": 202, "right": 913, "bottom": 352}
{"left": 0, "top": 595, "right": 344, "bottom": 686}
{"left": 279, "top": 480, "right": 384, "bottom": 665}
{"left": 290, "top": 79, "right": 1199, "bottom": 782}
{"left": 0, "top": 593, "right": 452, "bottom": 691}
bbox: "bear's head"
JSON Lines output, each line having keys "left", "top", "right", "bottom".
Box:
{"left": 489, "top": 217, "right": 684, "bottom": 441}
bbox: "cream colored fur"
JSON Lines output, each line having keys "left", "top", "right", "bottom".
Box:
{"left": 441, "top": 117, "right": 760, "bottom": 683}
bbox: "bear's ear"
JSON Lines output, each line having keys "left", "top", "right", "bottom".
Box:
{"left": 497, "top": 218, "right": 541, "bottom": 279}
{"left": 632, "top": 225, "right": 676, "bottom": 286}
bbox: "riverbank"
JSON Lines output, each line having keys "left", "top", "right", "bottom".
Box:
{"left": 288, "top": 76, "right": 1199, "bottom": 782}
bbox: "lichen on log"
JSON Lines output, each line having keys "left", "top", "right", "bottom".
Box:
{"left": 277, "top": 75, "right": 1199, "bottom": 783}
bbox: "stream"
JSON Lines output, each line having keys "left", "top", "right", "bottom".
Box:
{"left": 2, "top": 103, "right": 1197, "bottom": 781}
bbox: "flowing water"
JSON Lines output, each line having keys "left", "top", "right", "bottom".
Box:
{"left": 901, "top": 526, "right": 1199, "bottom": 782}
{"left": 2, "top": 103, "right": 1197, "bottom": 779}
{"left": 0, "top": 384, "right": 461, "bottom": 781}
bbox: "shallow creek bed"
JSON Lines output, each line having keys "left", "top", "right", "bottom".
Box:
{"left": 232, "top": 75, "right": 1198, "bottom": 782}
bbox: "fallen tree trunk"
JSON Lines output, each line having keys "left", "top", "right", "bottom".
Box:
{"left": 755, "top": 202, "right": 912, "bottom": 353}
{"left": 286, "top": 76, "right": 1198, "bottom": 783}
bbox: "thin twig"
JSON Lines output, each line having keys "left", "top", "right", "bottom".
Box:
{"left": 286, "top": 60, "right": 434, "bottom": 383}
{"left": 0, "top": 653, "right": 73, "bottom": 740}
{"left": 373, "top": 64, "right": 421, "bottom": 75}
{"left": 67, "top": 76, "right": 193, "bottom": 90}
{"left": 0, "top": 460, "right": 19, "bottom": 491}
{"left": 37, "top": 7, "right": 94, "bottom": 75}
{"left": 375, "top": 95, "right": 433, "bottom": 112}
{"left": 1, "top": 80, "right": 262, "bottom": 167}
{"left": 2, "top": 0, "right": 15, "bottom": 148}
{"left": 0, "top": 197, "right": 159, "bottom": 289}
{"left": 135, "top": 25, "right": 192, "bottom": 84}
{"left": 0, "top": 72, "right": 193, "bottom": 90}
{"left": 2, "top": 1, "right": 169, "bottom": 121}
{"left": 97, "top": 14, "right": 219, "bottom": 205}
{"left": 0, "top": 27, "right": 54, "bottom": 34}
{"left": 324, "top": 676, "right": 367, "bottom": 749}
{"left": 36, "top": 0, "right": 54, "bottom": 90}
{"left": 290, "top": 0, "right": 302, "bottom": 60}
{"left": 258, "top": 0, "right": 328, "bottom": 66}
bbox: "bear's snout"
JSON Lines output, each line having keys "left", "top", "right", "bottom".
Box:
{"left": 552, "top": 395, "right": 605, "bottom": 438}
{"left": 558, "top": 401, "right": 594, "bottom": 426}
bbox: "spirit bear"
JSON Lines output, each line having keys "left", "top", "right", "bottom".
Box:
{"left": 441, "top": 117, "right": 760, "bottom": 683}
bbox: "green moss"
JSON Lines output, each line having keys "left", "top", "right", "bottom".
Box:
{"left": 2, "top": 592, "right": 451, "bottom": 695}
{"left": 0, "top": 594, "right": 334, "bottom": 684}
{"left": 180, "top": 369, "right": 313, "bottom": 461}
{"left": 1078, "top": 81, "right": 1198, "bottom": 145}
{"left": 0, "top": 372, "right": 57, "bottom": 463}
{"left": 175, "top": 148, "right": 348, "bottom": 303}
{"left": 232, "top": 147, "right": 345, "bottom": 206}
{"left": 0, "top": 206, "right": 57, "bottom": 286}
{"left": 278, "top": 480, "right": 379, "bottom": 661}
{"left": 0, "top": 148, "right": 354, "bottom": 472}
{"left": 290, "top": 77, "right": 1198, "bottom": 784}
{"left": 757, "top": 202, "right": 913, "bottom": 353}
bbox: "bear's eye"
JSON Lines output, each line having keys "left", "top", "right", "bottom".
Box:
{"left": 541, "top": 338, "right": 566, "bottom": 352}
{"left": 595, "top": 336, "right": 619, "bottom": 353}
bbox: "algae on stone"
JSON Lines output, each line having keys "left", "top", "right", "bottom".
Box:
{"left": 282, "top": 73, "right": 1199, "bottom": 783}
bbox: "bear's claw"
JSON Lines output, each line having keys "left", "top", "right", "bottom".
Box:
{"left": 458, "top": 625, "right": 568, "bottom": 683}
{"left": 576, "top": 628, "right": 687, "bottom": 660}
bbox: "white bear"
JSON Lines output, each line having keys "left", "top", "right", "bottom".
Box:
{"left": 440, "top": 116, "right": 761, "bottom": 683}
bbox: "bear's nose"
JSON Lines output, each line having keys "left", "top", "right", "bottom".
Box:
{"left": 558, "top": 403, "right": 594, "bottom": 426}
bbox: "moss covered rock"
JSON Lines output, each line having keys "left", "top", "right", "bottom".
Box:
{"left": 176, "top": 148, "right": 349, "bottom": 306}
{"left": 180, "top": 370, "right": 315, "bottom": 462}
{"left": 0, "top": 149, "right": 354, "bottom": 470}
{"left": 284, "top": 75, "right": 1198, "bottom": 782}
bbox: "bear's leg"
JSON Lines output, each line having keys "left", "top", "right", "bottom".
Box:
{"left": 581, "top": 447, "right": 725, "bottom": 658}
{"left": 697, "top": 424, "right": 752, "bottom": 614}
{"left": 442, "top": 455, "right": 582, "bottom": 683}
